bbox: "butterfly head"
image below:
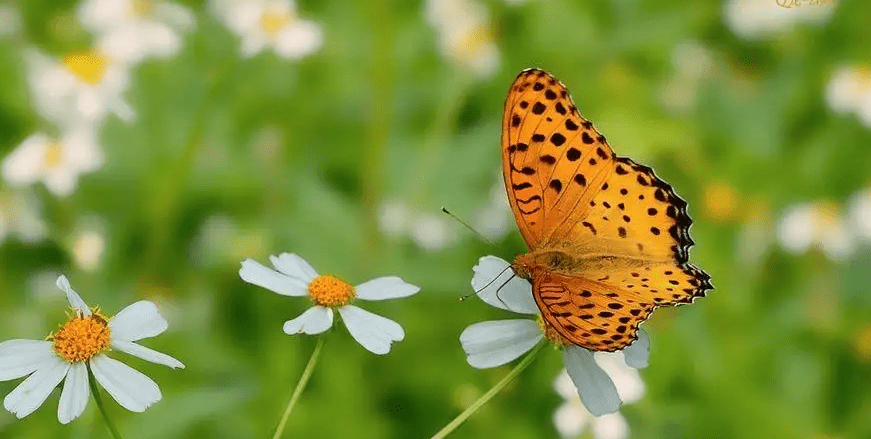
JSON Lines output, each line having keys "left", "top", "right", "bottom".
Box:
{"left": 510, "top": 253, "right": 536, "bottom": 280}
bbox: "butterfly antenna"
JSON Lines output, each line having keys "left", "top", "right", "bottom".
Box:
{"left": 459, "top": 264, "right": 514, "bottom": 301}
{"left": 441, "top": 207, "right": 497, "bottom": 248}
{"left": 493, "top": 273, "right": 516, "bottom": 309}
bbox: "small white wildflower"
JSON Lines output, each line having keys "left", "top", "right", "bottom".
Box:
{"left": 26, "top": 49, "right": 134, "bottom": 124}
{"left": 424, "top": 0, "right": 500, "bottom": 79}
{"left": 0, "top": 276, "right": 184, "bottom": 423}
{"left": 2, "top": 129, "right": 103, "bottom": 197}
{"left": 723, "top": 0, "right": 835, "bottom": 40}
{"left": 77, "top": 0, "right": 196, "bottom": 65}
{"left": 552, "top": 354, "right": 645, "bottom": 439}
{"left": 825, "top": 66, "right": 871, "bottom": 128}
{"left": 459, "top": 256, "right": 650, "bottom": 416}
{"left": 239, "top": 253, "right": 419, "bottom": 354}
{"left": 777, "top": 201, "right": 855, "bottom": 260}
{"left": 211, "top": 0, "right": 323, "bottom": 59}
{"left": 0, "top": 190, "right": 47, "bottom": 244}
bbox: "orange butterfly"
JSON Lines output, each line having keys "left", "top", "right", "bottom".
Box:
{"left": 502, "top": 68, "right": 712, "bottom": 352}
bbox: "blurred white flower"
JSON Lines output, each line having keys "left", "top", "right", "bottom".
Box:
{"left": 72, "top": 231, "right": 106, "bottom": 272}
{"left": 78, "top": 0, "right": 196, "bottom": 65}
{"left": 474, "top": 178, "right": 514, "bottom": 242}
{"left": 723, "top": 0, "right": 835, "bottom": 40}
{"left": 825, "top": 66, "right": 871, "bottom": 128}
{"left": 211, "top": 0, "right": 323, "bottom": 59}
{"left": 0, "top": 276, "right": 184, "bottom": 424}
{"left": 190, "top": 214, "right": 269, "bottom": 266}
{"left": 410, "top": 212, "right": 456, "bottom": 252}
{"left": 378, "top": 199, "right": 414, "bottom": 237}
{"left": 239, "top": 253, "right": 419, "bottom": 354}
{"left": 0, "top": 190, "right": 47, "bottom": 244}
{"left": 660, "top": 41, "right": 715, "bottom": 114}
{"left": 0, "top": 5, "right": 22, "bottom": 38}
{"left": 377, "top": 199, "right": 458, "bottom": 251}
{"left": 2, "top": 129, "right": 103, "bottom": 197}
{"left": 777, "top": 201, "right": 855, "bottom": 260}
{"left": 26, "top": 49, "right": 134, "bottom": 125}
{"left": 848, "top": 189, "right": 871, "bottom": 242}
{"left": 553, "top": 351, "right": 646, "bottom": 439}
{"left": 460, "top": 256, "right": 650, "bottom": 416}
{"left": 425, "top": 0, "right": 500, "bottom": 78}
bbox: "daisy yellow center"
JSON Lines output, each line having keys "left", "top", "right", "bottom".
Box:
{"left": 131, "top": 0, "right": 156, "bottom": 16}
{"left": 51, "top": 313, "right": 111, "bottom": 363}
{"left": 63, "top": 52, "right": 108, "bottom": 85}
{"left": 260, "top": 11, "right": 294, "bottom": 37}
{"left": 43, "top": 142, "right": 64, "bottom": 170}
{"left": 537, "top": 315, "right": 570, "bottom": 347}
{"left": 308, "top": 275, "right": 355, "bottom": 307}
{"left": 457, "top": 24, "right": 493, "bottom": 58}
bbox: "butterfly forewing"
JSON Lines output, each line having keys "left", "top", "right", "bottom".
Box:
{"left": 502, "top": 68, "right": 616, "bottom": 251}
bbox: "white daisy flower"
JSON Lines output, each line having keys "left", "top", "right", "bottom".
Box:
{"left": 0, "top": 276, "right": 184, "bottom": 424}
{"left": 777, "top": 201, "right": 855, "bottom": 261}
{"left": 77, "top": 0, "right": 196, "bottom": 65}
{"left": 552, "top": 353, "right": 646, "bottom": 439}
{"left": 2, "top": 128, "right": 103, "bottom": 197}
{"left": 825, "top": 66, "right": 871, "bottom": 128}
{"left": 424, "top": 0, "right": 500, "bottom": 79}
{"left": 239, "top": 253, "right": 419, "bottom": 354}
{"left": 211, "top": 0, "right": 323, "bottom": 59}
{"left": 459, "top": 256, "right": 650, "bottom": 416}
{"left": 26, "top": 49, "right": 134, "bottom": 125}
{"left": 723, "top": 0, "right": 836, "bottom": 41}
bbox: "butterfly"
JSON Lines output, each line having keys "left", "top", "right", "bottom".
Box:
{"left": 502, "top": 68, "right": 712, "bottom": 352}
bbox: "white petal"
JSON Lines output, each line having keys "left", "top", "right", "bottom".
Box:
{"left": 592, "top": 412, "right": 629, "bottom": 439}
{"left": 459, "top": 319, "right": 542, "bottom": 368}
{"left": 0, "top": 340, "right": 56, "bottom": 381}
{"left": 471, "top": 256, "right": 538, "bottom": 314}
{"left": 90, "top": 354, "right": 161, "bottom": 412}
{"left": 621, "top": 329, "right": 650, "bottom": 369}
{"left": 3, "top": 356, "right": 69, "bottom": 419}
{"left": 111, "top": 340, "right": 184, "bottom": 369}
{"left": 109, "top": 300, "right": 168, "bottom": 342}
{"left": 269, "top": 253, "right": 318, "bottom": 283}
{"left": 57, "top": 362, "right": 88, "bottom": 424}
{"left": 56, "top": 275, "right": 91, "bottom": 316}
{"left": 274, "top": 21, "right": 323, "bottom": 59}
{"left": 282, "top": 306, "right": 333, "bottom": 335}
{"left": 1, "top": 133, "right": 48, "bottom": 185}
{"left": 239, "top": 259, "right": 308, "bottom": 296}
{"left": 355, "top": 276, "right": 420, "bottom": 301}
{"left": 594, "top": 353, "right": 646, "bottom": 404}
{"left": 338, "top": 305, "right": 404, "bottom": 355}
{"left": 553, "top": 401, "right": 590, "bottom": 439}
{"left": 564, "top": 347, "right": 621, "bottom": 416}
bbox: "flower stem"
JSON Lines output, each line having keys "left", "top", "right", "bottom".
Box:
{"left": 272, "top": 336, "right": 327, "bottom": 439}
{"left": 87, "top": 365, "right": 124, "bottom": 439}
{"left": 430, "top": 342, "right": 546, "bottom": 439}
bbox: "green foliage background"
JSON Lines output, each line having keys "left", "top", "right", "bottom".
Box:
{"left": 1, "top": 0, "right": 870, "bottom": 438}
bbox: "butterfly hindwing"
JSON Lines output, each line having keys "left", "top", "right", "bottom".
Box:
{"left": 533, "top": 271, "right": 653, "bottom": 352}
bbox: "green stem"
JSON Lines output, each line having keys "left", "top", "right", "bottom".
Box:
{"left": 430, "top": 342, "right": 546, "bottom": 439}
{"left": 272, "top": 336, "right": 327, "bottom": 439}
{"left": 87, "top": 365, "right": 124, "bottom": 439}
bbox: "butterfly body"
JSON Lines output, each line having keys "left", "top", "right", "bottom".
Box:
{"left": 502, "top": 68, "right": 712, "bottom": 352}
